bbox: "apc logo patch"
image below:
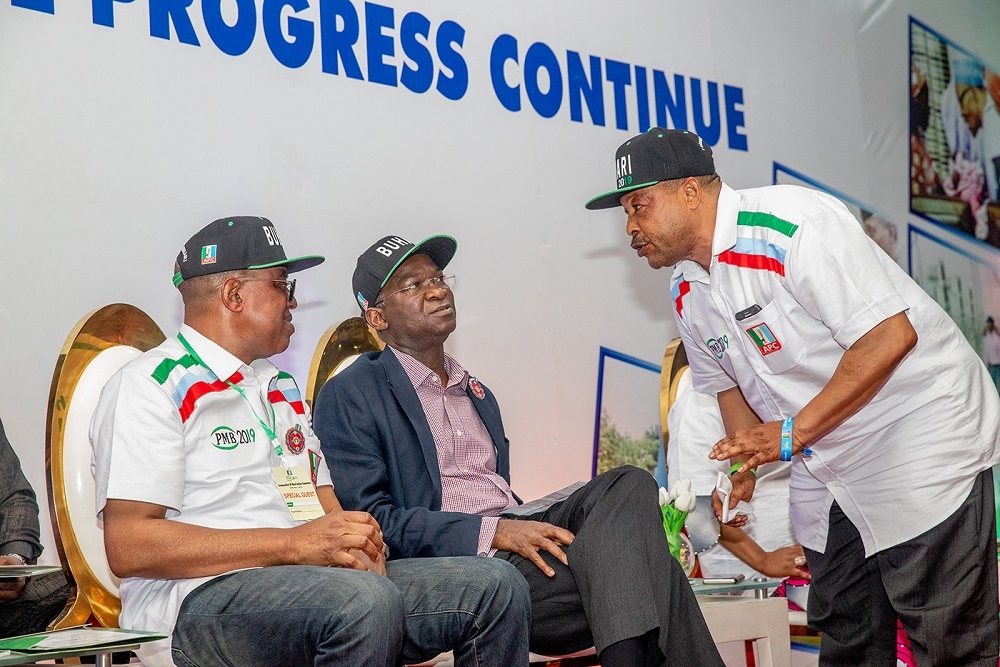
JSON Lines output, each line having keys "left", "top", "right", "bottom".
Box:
{"left": 745, "top": 323, "right": 782, "bottom": 356}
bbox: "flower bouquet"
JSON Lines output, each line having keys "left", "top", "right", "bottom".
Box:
{"left": 658, "top": 479, "right": 697, "bottom": 567}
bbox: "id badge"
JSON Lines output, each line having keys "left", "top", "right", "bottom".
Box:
{"left": 271, "top": 465, "right": 324, "bottom": 521}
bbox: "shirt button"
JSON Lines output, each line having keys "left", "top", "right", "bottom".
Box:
{"left": 444, "top": 397, "right": 448, "bottom": 402}
{"left": 456, "top": 430, "right": 463, "bottom": 436}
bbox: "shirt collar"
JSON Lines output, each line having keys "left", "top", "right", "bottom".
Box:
{"left": 711, "top": 183, "right": 740, "bottom": 256}
{"left": 674, "top": 182, "right": 740, "bottom": 285}
{"left": 388, "top": 345, "right": 468, "bottom": 390}
{"left": 179, "top": 324, "right": 277, "bottom": 382}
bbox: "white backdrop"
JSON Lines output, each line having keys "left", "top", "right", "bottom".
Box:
{"left": 3, "top": 0, "right": 999, "bottom": 561}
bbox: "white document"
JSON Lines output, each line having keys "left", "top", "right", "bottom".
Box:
{"left": 714, "top": 472, "right": 756, "bottom": 526}
{"left": 34, "top": 629, "right": 158, "bottom": 650}
{"left": 0, "top": 626, "right": 167, "bottom": 653}
{"left": 716, "top": 472, "right": 734, "bottom": 523}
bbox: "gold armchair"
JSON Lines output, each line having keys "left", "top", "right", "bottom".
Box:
{"left": 306, "top": 317, "right": 383, "bottom": 411}
{"left": 45, "top": 304, "right": 165, "bottom": 628}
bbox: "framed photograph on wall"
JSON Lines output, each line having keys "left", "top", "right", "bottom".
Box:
{"left": 909, "top": 17, "right": 1000, "bottom": 250}
{"left": 592, "top": 347, "right": 664, "bottom": 486}
{"left": 773, "top": 162, "right": 903, "bottom": 266}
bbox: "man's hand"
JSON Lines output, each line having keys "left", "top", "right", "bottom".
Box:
{"left": 0, "top": 555, "right": 27, "bottom": 604}
{"left": 709, "top": 421, "right": 785, "bottom": 473}
{"left": 710, "top": 488, "right": 749, "bottom": 526}
{"left": 710, "top": 313, "right": 917, "bottom": 497}
{"left": 291, "top": 510, "right": 385, "bottom": 570}
{"left": 349, "top": 548, "right": 387, "bottom": 577}
{"left": 493, "top": 519, "right": 574, "bottom": 577}
{"left": 729, "top": 469, "right": 758, "bottom": 510}
{"left": 711, "top": 469, "right": 758, "bottom": 519}
{"left": 710, "top": 422, "right": 809, "bottom": 505}
{"left": 103, "top": 497, "right": 386, "bottom": 580}
{"left": 759, "top": 545, "right": 810, "bottom": 580}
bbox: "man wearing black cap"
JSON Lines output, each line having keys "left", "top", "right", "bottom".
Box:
{"left": 587, "top": 128, "right": 1000, "bottom": 665}
{"left": 313, "top": 234, "right": 723, "bottom": 667}
{"left": 90, "top": 217, "right": 530, "bottom": 667}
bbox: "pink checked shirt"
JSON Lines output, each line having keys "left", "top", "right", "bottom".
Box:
{"left": 389, "top": 347, "right": 517, "bottom": 555}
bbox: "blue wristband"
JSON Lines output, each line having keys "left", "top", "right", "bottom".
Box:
{"left": 780, "top": 417, "right": 794, "bottom": 461}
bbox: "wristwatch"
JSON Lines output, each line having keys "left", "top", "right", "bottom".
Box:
{"left": 1, "top": 553, "right": 27, "bottom": 565}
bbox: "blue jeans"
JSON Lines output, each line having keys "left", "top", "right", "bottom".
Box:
{"left": 171, "top": 557, "right": 530, "bottom": 667}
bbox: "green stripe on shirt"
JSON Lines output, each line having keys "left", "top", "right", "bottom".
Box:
{"left": 151, "top": 354, "right": 199, "bottom": 384}
{"left": 737, "top": 211, "right": 799, "bottom": 238}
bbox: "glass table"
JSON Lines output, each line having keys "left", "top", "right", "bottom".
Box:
{"left": 0, "top": 628, "right": 165, "bottom": 667}
{"left": 690, "top": 576, "right": 783, "bottom": 599}
{"left": 0, "top": 643, "right": 140, "bottom": 666}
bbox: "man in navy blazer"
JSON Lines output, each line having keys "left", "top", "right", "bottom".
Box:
{"left": 314, "top": 234, "right": 722, "bottom": 667}
{"left": 316, "top": 332, "right": 517, "bottom": 559}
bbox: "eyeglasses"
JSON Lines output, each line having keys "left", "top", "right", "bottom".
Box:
{"left": 374, "top": 274, "right": 455, "bottom": 307}
{"left": 238, "top": 278, "right": 297, "bottom": 303}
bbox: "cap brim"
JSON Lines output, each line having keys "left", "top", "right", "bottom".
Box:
{"left": 379, "top": 235, "right": 457, "bottom": 290}
{"left": 584, "top": 180, "right": 661, "bottom": 210}
{"left": 250, "top": 254, "right": 326, "bottom": 274}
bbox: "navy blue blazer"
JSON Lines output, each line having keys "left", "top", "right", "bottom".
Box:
{"left": 313, "top": 349, "right": 519, "bottom": 559}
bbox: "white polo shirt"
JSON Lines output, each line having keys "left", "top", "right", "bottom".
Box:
{"left": 673, "top": 183, "right": 1000, "bottom": 556}
{"left": 91, "top": 325, "right": 332, "bottom": 667}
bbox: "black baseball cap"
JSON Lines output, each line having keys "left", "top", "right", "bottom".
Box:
{"left": 585, "top": 128, "right": 715, "bottom": 210}
{"left": 173, "top": 216, "right": 324, "bottom": 287}
{"left": 352, "top": 234, "right": 457, "bottom": 311}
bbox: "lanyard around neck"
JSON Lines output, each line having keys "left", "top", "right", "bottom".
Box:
{"left": 177, "top": 332, "right": 286, "bottom": 459}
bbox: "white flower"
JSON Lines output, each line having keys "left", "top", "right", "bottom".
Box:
{"left": 674, "top": 490, "right": 697, "bottom": 513}
{"left": 658, "top": 487, "right": 670, "bottom": 507}
{"left": 668, "top": 478, "right": 692, "bottom": 502}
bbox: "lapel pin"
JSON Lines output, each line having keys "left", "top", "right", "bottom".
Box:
{"left": 469, "top": 377, "right": 485, "bottom": 400}
{"left": 285, "top": 424, "right": 306, "bottom": 454}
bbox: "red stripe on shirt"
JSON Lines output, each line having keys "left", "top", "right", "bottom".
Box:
{"left": 674, "top": 280, "right": 691, "bottom": 318}
{"left": 718, "top": 250, "right": 786, "bottom": 277}
{"left": 268, "top": 391, "right": 306, "bottom": 415}
{"left": 178, "top": 371, "right": 244, "bottom": 423}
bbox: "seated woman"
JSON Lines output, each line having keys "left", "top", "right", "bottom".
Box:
{"left": 666, "top": 369, "right": 806, "bottom": 583}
